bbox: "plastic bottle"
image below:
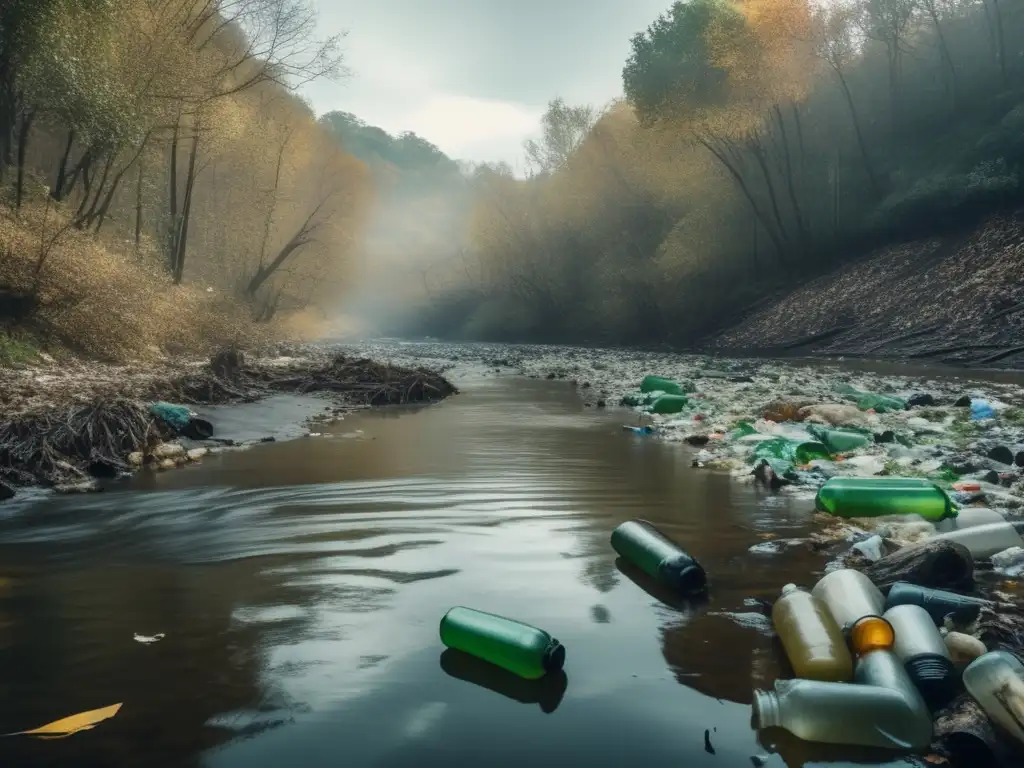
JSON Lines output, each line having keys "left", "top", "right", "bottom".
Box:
{"left": 806, "top": 425, "right": 871, "bottom": 453}
{"left": 932, "top": 521, "right": 1024, "bottom": 559}
{"left": 963, "top": 651, "right": 1024, "bottom": 746}
{"left": 439, "top": 607, "right": 565, "bottom": 680}
{"left": 884, "top": 582, "right": 990, "bottom": 626}
{"left": 649, "top": 394, "right": 689, "bottom": 414}
{"left": 857, "top": 393, "right": 907, "bottom": 413}
{"left": 610, "top": 519, "right": 707, "bottom": 595}
{"left": 811, "top": 569, "right": 886, "bottom": 636}
{"left": 814, "top": 477, "right": 956, "bottom": 522}
{"left": 883, "top": 604, "right": 960, "bottom": 709}
{"left": 772, "top": 584, "right": 854, "bottom": 682}
{"left": 753, "top": 663, "right": 933, "bottom": 750}
{"left": 934, "top": 506, "right": 1005, "bottom": 533}
{"left": 640, "top": 375, "right": 689, "bottom": 395}
{"left": 751, "top": 437, "right": 830, "bottom": 465}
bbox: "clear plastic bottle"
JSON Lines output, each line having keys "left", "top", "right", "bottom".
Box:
{"left": 439, "top": 607, "right": 565, "bottom": 680}
{"left": 963, "top": 650, "right": 1024, "bottom": 746}
{"left": 753, "top": 670, "right": 932, "bottom": 749}
{"left": 610, "top": 519, "right": 706, "bottom": 595}
{"left": 772, "top": 584, "right": 853, "bottom": 682}
{"left": 933, "top": 521, "right": 1024, "bottom": 559}
{"left": 815, "top": 477, "right": 955, "bottom": 521}
{"left": 883, "top": 604, "right": 959, "bottom": 709}
{"left": 884, "top": 582, "right": 990, "bottom": 626}
{"left": 811, "top": 569, "right": 886, "bottom": 634}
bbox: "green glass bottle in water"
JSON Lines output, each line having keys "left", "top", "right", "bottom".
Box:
{"left": 439, "top": 607, "right": 565, "bottom": 680}
{"left": 815, "top": 477, "right": 956, "bottom": 522}
{"left": 610, "top": 519, "right": 707, "bottom": 595}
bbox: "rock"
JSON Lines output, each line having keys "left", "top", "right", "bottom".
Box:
{"left": 211, "top": 348, "right": 244, "bottom": 378}
{"left": 761, "top": 399, "right": 804, "bottom": 422}
{"left": 54, "top": 481, "right": 101, "bottom": 494}
{"left": 545, "top": 372, "right": 556, "bottom": 380}
{"left": 983, "top": 469, "right": 1000, "bottom": 485}
{"left": 944, "top": 455, "right": 979, "bottom": 475}
{"left": 1017, "top": 451, "right": 1024, "bottom": 468}
{"left": 596, "top": 399, "right": 606, "bottom": 408}
{"left": 907, "top": 393, "right": 936, "bottom": 408}
{"left": 685, "top": 435, "right": 710, "bottom": 447}
{"left": 944, "top": 632, "right": 987, "bottom": 663}
{"left": 799, "top": 403, "right": 871, "bottom": 428}
{"left": 152, "top": 442, "right": 185, "bottom": 459}
{"left": 988, "top": 445, "right": 1015, "bottom": 466}
{"left": 582, "top": 382, "right": 591, "bottom": 389}
{"left": 875, "top": 430, "right": 897, "bottom": 444}
{"left": 862, "top": 539, "right": 975, "bottom": 593}
{"left": 260, "top": 436, "right": 276, "bottom": 443}
{"left": 0, "top": 481, "right": 15, "bottom": 501}
{"left": 186, "top": 448, "right": 207, "bottom": 461}
{"left": 954, "top": 395, "right": 972, "bottom": 407}
{"left": 729, "top": 375, "right": 754, "bottom": 383}
{"left": 127, "top": 451, "right": 144, "bottom": 467}
{"left": 158, "top": 458, "right": 176, "bottom": 470}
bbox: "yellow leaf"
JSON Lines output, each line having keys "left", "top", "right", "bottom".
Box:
{"left": 7, "top": 703, "right": 122, "bottom": 739}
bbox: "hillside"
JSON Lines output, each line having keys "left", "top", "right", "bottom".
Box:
{"left": 706, "top": 208, "right": 1024, "bottom": 368}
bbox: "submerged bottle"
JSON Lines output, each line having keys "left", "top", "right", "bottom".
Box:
{"left": 884, "top": 582, "right": 990, "bottom": 626}
{"left": 815, "top": 477, "right": 956, "bottom": 522}
{"left": 884, "top": 604, "right": 960, "bottom": 709}
{"left": 439, "top": 648, "right": 568, "bottom": 713}
{"left": 963, "top": 651, "right": 1024, "bottom": 746}
{"left": 610, "top": 519, "right": 707, "bottom": 595}
{"left": 649, "top": 394, "right": 689, "bottom": 414}
{"left": 640, "top": 375, "right": 690, "bottom": 395}
{"left": 439, "top": 607, "right": 565, "bottom": 680}
{"left": 932, "top": 521, "right": 1024, "bottom": 559}
{"left": 772, "top": 584, "right": 853, "bottom": 682}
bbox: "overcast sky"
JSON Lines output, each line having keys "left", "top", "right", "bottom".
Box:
{"left": 302, "top": 0, "right": 672, "bottom": 170}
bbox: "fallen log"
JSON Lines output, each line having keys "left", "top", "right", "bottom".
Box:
{"left": 862, "top": 539, "right": 975, "bottom": 593}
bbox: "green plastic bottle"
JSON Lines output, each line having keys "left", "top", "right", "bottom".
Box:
{"left": 610, "top": 519, "right": 707, "bottom": 595}
{"left": 641, "top": 375, "right": 687, "bottom": 395}
{"left": 440, "top": 648, "right": 568, "bottom": 713}
{"left": 649, "top": 394, "right": 689, "bottom": 414}
{"left": 751, "top": 437, "right": 830, "bottom": 465}
{"left": 815, "top": 477, "right": 956, "bottom": 521}
{"left": 857, "top": 393, "right": 907, "bottom": 413}
{"left": 439, "top": 607, "right": 565, "bottom": 680}
{"left": 621, "top": 391, "right": 659, "bottom": 407}
{"left": 806, "top": 425, "right": 871, "bottom": 453}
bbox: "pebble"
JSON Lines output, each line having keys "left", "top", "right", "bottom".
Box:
{"left": 158, "top": 458, "right": 176, "bottom": 470}
{"left": 944, "top": 631, "right": 987, "bottom": 663}
{"left": 186, "top": 448, "right": 207, "bottom": 461}
{"left": 152, "top": 442, "right": 185, "bottom": 459}
{"left": 128, "top": 451, "right": 144, "bottom": 466}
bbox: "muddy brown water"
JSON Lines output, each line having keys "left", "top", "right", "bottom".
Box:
{"left": 0, "top": 367, "right": 925, "bottom": 767}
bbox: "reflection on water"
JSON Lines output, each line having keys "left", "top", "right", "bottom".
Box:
{"left": 0, "top": 367, "right": 916, "bottom": 767}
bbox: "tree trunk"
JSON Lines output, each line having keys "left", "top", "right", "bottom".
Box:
{"left": 52, "top": 129, "right": 75, "bottom": 201}
{"left": 926, "top": 4, "right": 958, "bottom": 108}
{"left": 246, "top": 238, "right": 308, "bottom": 297}
{"left": 833, "top": 66, "right": 881, "bottom": 197}
{"left": 747, "top": 136, "right": 791, "bottom": 260}
{"left": 135, "top": 158, "right": 144, "bottom": 247}
{"left": 861, "top": 539, "right": 975, "bottom": 593}
{"left": 992, "top": 0, "right": 1007, "bottom": 86}
{"left": 93, "top": 133, "right": 152, "bottom": 232}
{"left": 167, "top": 117, "right": 180, "bottom": 274}
{"left": 15, "top": 109, "right": 34, "bottom": 210}
{"left": 173, "top": 126, "right": 200, "bottom": 284}
{"left": 772, "top": 105, "right": 809, "bottom": 258}
{"left": 76, "top": 152, "right": 115, "bottom": 226}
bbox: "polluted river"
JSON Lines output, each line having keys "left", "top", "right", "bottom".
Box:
{"left": 2, "top": 340, "right": 1024, "bottom": 767}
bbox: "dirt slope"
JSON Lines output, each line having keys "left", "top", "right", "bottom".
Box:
{"left": 707, "top": 209, "right": 1024, "bottom": 368}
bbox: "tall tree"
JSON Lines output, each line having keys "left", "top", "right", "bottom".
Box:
{"left": 523, "top": 98, "right": 597, "bottom": 175}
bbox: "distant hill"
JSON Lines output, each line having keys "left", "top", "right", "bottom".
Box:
{"left": 318, "top": 111, "right": 460, "bottom": 180}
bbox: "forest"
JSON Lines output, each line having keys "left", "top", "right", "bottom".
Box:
{"left": 0, "top": 0, "right": 373, "bottom": 360}
{"left": 2, "top": 0, "right": 1023, "bottom": 359}
{"left": 396, "top": 0, "right": 1024, "bottom": 346}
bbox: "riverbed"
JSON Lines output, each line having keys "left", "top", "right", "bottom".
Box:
{"left": 1, "top": 342, "right": 1009, "bottom": 767}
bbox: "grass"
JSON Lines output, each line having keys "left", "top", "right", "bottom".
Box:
{"left": 0, "top": 331, "right": 41, "bottom": 366}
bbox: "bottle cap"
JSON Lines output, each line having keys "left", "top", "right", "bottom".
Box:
{"left": 662, "top": 561, "right": 708, "bottom": 596}
{"left": 780, "top": 583, "right": 799, "bottom": 596}
{"left": 542, "top": 638, "right": 566, "bottom": 673}
{"left": 850, "top": 615, "right": 895, "bottom": 655}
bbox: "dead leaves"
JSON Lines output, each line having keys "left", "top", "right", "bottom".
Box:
{"left": 5, "top": 703, "right": 122, "bottom": 739}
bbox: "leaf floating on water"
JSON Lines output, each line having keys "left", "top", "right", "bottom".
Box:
{"left": 7, "top": 703, "right": 122, "bottom": 738}
{"left": 133, "top": 632, "right": 166, "bottom": 644}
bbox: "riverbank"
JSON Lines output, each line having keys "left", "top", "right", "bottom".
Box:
{"left": 703, "top": 209, "right": 1024, "bottom": 368}
{"left": 0, "top": 346, "right": 457, "bottom": 497}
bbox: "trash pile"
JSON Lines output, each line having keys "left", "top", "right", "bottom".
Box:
{"left": 442, "top": 514, "right": 1024, "bottom": 763}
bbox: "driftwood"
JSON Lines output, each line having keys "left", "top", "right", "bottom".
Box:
{"left": 933, "top": 693, "right": 1021, "bottom": 768}
{"left": 862, "top": 539, "right": 975, "bottom": 593}
{"left": 0, "top": 350, "right": 457, "bottom": 490}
